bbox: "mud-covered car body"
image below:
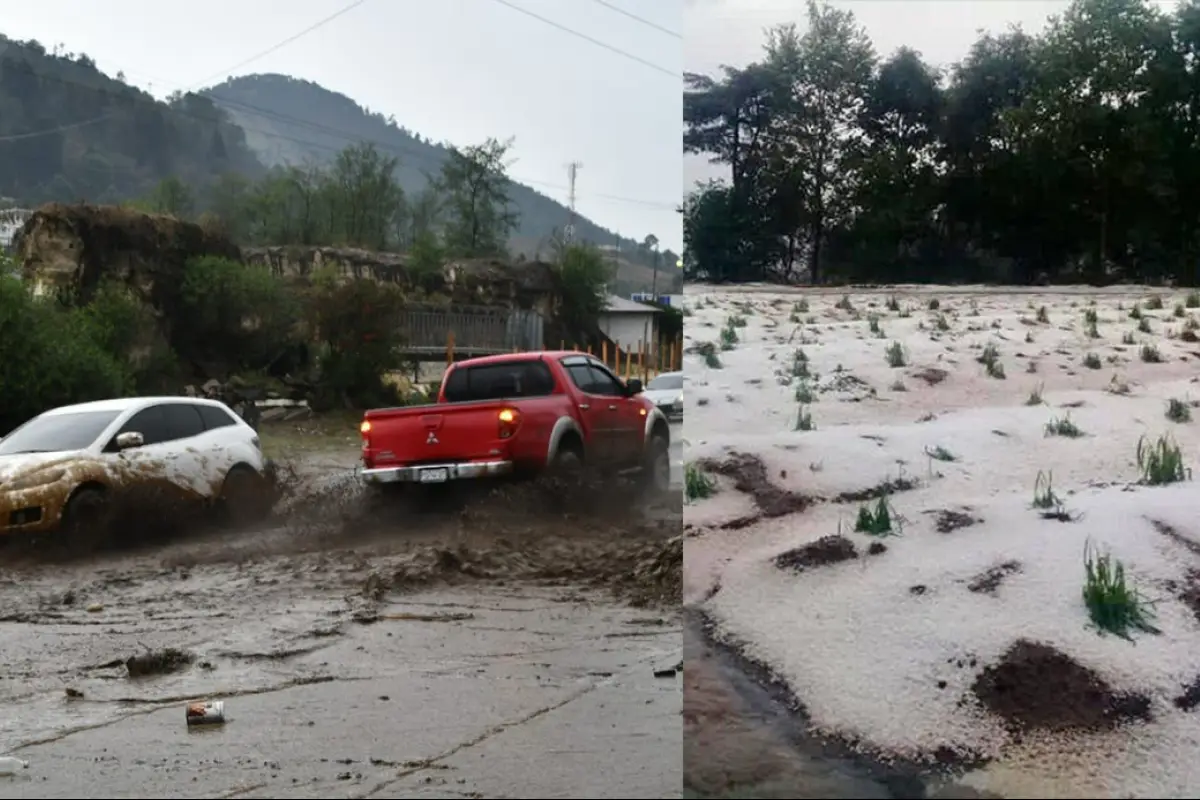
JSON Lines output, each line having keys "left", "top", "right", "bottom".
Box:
{"left": 0, "top": 397, "right": 268, "bottom": 536}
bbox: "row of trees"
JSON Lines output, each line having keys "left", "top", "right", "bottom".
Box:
{"left": 0, "top": 246, "right": 422, "bottom": 431}
{"left": 0, "top": 237, "right": 618, "bottom": 432}
{"left": 684, "top": 0, "right": 1200, "bottom": 286}
{"left": 138, "top": 138, "right": 522, "bottom": 263}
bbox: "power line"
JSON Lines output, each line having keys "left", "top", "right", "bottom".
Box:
{"left": 0, "top": 2, "right": 370, "bottom": 147}
{"left": 186, "top": 0, "right": 370, "bottom": 89}
{"left": 0, "top": 61, "right": 678, "bottom": 212}
{"left": 483, "top": 0, "right": 680, "bottom": 78}
{"left": 588, "top": 0, "right": 682, "bottom": 39}
{"left": 0, "top": 112, "right": 111, "bottom": 142}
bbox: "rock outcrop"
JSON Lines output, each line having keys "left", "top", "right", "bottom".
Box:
{"left": 15, "top": 203, "right": 241, "bottom": 310}
{"left": 243, "top": 246, "right": 560, "bottom": 317}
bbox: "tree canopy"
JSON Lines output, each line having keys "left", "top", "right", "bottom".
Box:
{"left": 683, "top": 0, "right": 1200, "bottom": 287}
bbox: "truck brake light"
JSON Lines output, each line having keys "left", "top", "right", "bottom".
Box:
{"left": 360, "top": 419, "right": 372, "bottom": 447}
{"left": 498, "top": 407, "right": 520, "bottom": 439}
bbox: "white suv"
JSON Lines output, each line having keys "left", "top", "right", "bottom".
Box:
{"left": 0, "top": 396, "right": 272, "bottom": 538}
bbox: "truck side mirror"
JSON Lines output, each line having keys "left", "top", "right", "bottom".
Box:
{"left": 626, "top": 378, "right": 643, "bottom": 395}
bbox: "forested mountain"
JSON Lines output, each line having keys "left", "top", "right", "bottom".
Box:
{"left": 684, "top": 0, "right": 1200, "bottom": 286}
{"left": 0, "top": 36, "right": 677, "bottom": 292}
{"left": 0, "top": 35, "right": 262, "bottom": 205}
{"left": 204, "top": 74, "right": 676, "bottom": 282}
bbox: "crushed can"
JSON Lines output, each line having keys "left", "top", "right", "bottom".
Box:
{"left": 185, "top": 700, "right": 225, "bottom": 727}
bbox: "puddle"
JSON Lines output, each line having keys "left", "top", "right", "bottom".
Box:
{"left": 683, "top": 612, "right": 914, "bottom": 799}
{"left": 684, "top": 612, "right": 1005, "bottom": 799}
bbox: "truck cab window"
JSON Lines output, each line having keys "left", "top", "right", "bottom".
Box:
{"left": 583, "top": 366, "right": 624, "bottom": 397}
{"left": 444, "top": 361, "right": 556, "bottom": 402}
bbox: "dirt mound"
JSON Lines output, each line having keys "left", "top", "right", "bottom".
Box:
{"left": 699, "top": 453, "right": 812, "bottom": 524}
{"left": 774, "top": 535, "right": 857, "bottom": 572}
{"left": 932, "top": 509, "right": 980, "bottom": 533}
{"left": 126, "top": 647, "right": 193, "bottom": 677}
{"left": 833, "top": 477, "right": 919, "bottom": 504}
{"left": 971, "top": 639, "right": 1152, "bottom": 732}
{"left": 358, "top": 532, "right": 682, "bottom": 609}
{"left": 967, "top": 560, "right": 1021, "bottom": 594}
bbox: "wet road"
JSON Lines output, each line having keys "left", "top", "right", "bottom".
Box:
{"left": 1, "top": 587, "right": 678, "bottom": 798}
{"left": 0, "top": 566, "right": 680, "bottom": 799}
{"left": 0, "top": 423, "right": 685, "bottom": 799}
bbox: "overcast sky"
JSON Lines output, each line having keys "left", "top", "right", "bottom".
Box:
{"left": 683, "top": 0, "right": 1176, "bottom": 192}
{"left": 0, "top": 0, "right": 683, "bottom": 250}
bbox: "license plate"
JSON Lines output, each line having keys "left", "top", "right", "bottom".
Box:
{"left": 418, "top": 468, "right": 449, "bottom": 484}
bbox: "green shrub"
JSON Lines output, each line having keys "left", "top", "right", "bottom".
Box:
{"left": 0, "top": 275, "right": 132, "bottom": 433}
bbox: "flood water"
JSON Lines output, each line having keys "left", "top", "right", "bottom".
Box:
{"left": 683, "top": 614, "right": 997, "bottom": 800}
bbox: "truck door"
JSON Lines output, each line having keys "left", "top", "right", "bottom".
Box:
{"left": 586, "top": 361, "right": 646, "bottom": 467}
{"left": 562, "top": 358, "right": 615, "bottom": 465}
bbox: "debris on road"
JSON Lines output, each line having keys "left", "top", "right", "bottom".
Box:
{"left": 653, "top": 660, "right": 684, "bottom": 678}
{"left": 126, "top": 648, "right": 193, "bottom": 677}
{"left": 185, "top": 700, "right": 225, "bottom": 727}
{"left": 379, "top": 612, "right": 475, "bottom": 623}
{"left": 0, "top": 757, "right": 29, "bottom": 776}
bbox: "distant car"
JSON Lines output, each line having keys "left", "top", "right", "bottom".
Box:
{"left": 0, "top": 397, "right": 273, "bottom": 541}
{"left": 643, "top": 371, "right": 684, "bottom": 420}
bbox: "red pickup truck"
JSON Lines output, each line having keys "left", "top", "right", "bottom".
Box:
{"left": 359, "top": 351, "right": 672, "bottom": 494}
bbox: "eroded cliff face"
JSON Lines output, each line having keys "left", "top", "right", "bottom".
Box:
{"left": 243, "top": 246, "right": 561, "bottom": 317}
{"left": 15, "top": 203, "right": 241, "bottom": 310}
{"left": 16, "top": 207, "right": 562, "bottom": 318}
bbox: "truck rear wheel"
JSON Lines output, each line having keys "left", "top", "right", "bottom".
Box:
{"left": 549, "top": 442, "right": 584, "bottom": 479}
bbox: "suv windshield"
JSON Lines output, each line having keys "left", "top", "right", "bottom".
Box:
{"left": 0, "top": 410, "right": 121, "bottom": 456}
{"left": 647, "top": 373, "right": 683, "bottom": 391}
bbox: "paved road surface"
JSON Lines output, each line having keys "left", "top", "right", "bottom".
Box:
{"left": 1, "top": 586, "right": 679, "bottom": 799}
{"left": 0, "top": 424, "right": 685, "bottom": 799}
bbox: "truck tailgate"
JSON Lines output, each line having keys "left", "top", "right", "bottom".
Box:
{"left": 363, "top": 402, "right": 512, "bottom": 467}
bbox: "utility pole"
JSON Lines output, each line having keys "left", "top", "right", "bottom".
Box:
{"left": 565, "top": 161, "right": 582, "bottom": 244}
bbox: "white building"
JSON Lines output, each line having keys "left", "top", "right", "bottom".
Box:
{"left": 598, "top": 294, "right": 663, "bottom": 356}
{"left": 0, "top": 207, "right": 31, "bottom": 250}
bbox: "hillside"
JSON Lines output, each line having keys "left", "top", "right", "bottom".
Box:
{"left": 0, "top": 35, "right": 262, "bottom": 205}
{"left": 0, "top": 37, "right": 677, "bottom": 293}
{"left": 204, "top": 74, "right": 680, "bottom": 293}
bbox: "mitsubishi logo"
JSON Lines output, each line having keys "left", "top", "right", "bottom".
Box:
{"left": 426, "top": 431, "right": 439, "bottom": 445}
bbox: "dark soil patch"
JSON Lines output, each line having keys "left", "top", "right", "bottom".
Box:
{"left": 967, "top": 560, "right": 1021, "bottom": 594}
{"left": 1148, "top": 520, "right": 1200, "bottom": 621}
{"left": 867, "top": 541, "right": 887, "bottom": 555}
{"left": 1170, "top": 568, "right": 1200, "bottom": 622}
{"left": 971, "top": 639, "right": 1152, "bottom": 732}
{"left": 834, "top": 477, "right": 919, "bottom": 504}
{"left": 930, "top": 509, "right": 979, "bottom": 533}
{"left": 773, "top": 535, "right": 857, "bottom": 572}
{"left": 1173, "top": 676, "right": 1200, "bottom": 711}
{"left": 1149, "top": 518, "right": 1200, "bottom": 558}
{"left": 911, "top": 367, "right": 949, "bottom": 386}
{"left": 699, "top": 452, "right": 813, "bottom": 520}
{"left": 126, "top": 647, "right": 194, "bottom": 677}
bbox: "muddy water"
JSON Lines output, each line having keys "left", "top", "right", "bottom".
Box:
{"left": 683, "top": 614, "right": 1003, "bottom": 800}
{"left": 0, "top": 466, "right": 684, "bottom": 798}
{"left": 683, "top": 615, "right": 904, "bottom": 799}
